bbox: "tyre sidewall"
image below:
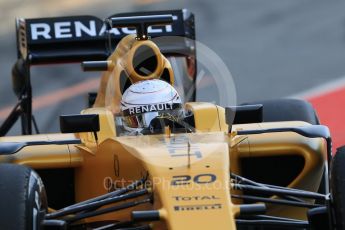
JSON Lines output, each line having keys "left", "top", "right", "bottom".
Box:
{"left": 331, "top": 147, "right": 345, "bottom": 229}
{"left": 0, "top": 164, "right": 47, "bottom": 230}
{"left": 26, "top": 170, "right": 47, "bottom": 230}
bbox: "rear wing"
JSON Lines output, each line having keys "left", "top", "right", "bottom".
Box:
{"left": 16, "top": 9, "right": 195, "bottom": 65}
{"left": 1, "top": 10, "right": 196, "bottom": 136}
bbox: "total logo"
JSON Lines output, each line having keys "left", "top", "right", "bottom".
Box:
{"left": 173, "top": 195, "right": 220, "bottom": 201}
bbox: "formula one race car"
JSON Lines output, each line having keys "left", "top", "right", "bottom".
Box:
{"left": 0, "top": 9, "right": 344, "bottom": 230}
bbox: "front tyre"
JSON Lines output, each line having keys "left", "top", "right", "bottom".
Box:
{"left": 331, "top": 146, "right": 345, "bottom": 229}
{"left": 0, "top": 164, "right": 47, "bottom": 230}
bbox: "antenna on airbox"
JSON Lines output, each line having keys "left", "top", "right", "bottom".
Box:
{"left": 82, "top": 14, "right": 174, "bottom": 72}
{"left": 106, "top": 14, "right": 173, "bottom": 40}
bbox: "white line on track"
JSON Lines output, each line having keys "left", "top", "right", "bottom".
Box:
{"left": 288, "top": 75, "right": 345, "bottom": 99}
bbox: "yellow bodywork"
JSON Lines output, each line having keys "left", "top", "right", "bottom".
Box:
{"left": 0, "top": 103, "right": 326, "bottom": 229}
{"left": 0, "top": 35, "right": 326, "bottom": 229}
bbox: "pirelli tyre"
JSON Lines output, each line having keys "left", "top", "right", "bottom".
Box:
{"left": 0, "top": 164, "right": 47, "bottom": 230}
{"left": 331, "top": 146, "right": 345, "bottom": 229}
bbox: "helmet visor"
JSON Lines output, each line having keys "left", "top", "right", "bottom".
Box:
{"left": 122, "top": 109, "right": 183, "bottom": 130}
{"left": 122, "top": 112, "right": 159, "bottom": 129}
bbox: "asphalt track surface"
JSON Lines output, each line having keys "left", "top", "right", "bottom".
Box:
{"left": 0, "top": 0, "right": 345, "bottom": 147}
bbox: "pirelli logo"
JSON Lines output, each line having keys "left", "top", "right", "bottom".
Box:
{"left": 122, "top": 103, "right": 181, "bottom": 116}
{"left": 174, "top": 203, "right": 222, "bottom": 212}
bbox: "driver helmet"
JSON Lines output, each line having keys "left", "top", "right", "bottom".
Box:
{"left": 120, "top": 79, "right": 183, "bottom": 133}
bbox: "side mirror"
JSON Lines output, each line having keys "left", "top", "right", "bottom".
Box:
{"left": 60, "top": 114, "right": 100, "bottom": 134}
{"left": 226, "top": 104, "right": 263, "bottom": 132}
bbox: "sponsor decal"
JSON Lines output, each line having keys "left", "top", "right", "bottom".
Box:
{"left": 173, "top": 195, "right": 220, "bottom": 201}
{"left": 27, "top": 15, "right": 179, "bottom": 41}
{"left": 174, "top": 203, "right": 222, "bottom": 211}
{"left": 160, "top": 135, "right": 203, "bottom": 159}
{"left": 123, "top": 103, "right": 181, "bottom": 116}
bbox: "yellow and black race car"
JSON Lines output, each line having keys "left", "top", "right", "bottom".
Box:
{"left": 0, "top": 9, "right": 343, "bottom": 230}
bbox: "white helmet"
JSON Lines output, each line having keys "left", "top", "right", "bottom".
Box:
{"left": 120, "top": 79, "right": 182, "bottom": 133}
